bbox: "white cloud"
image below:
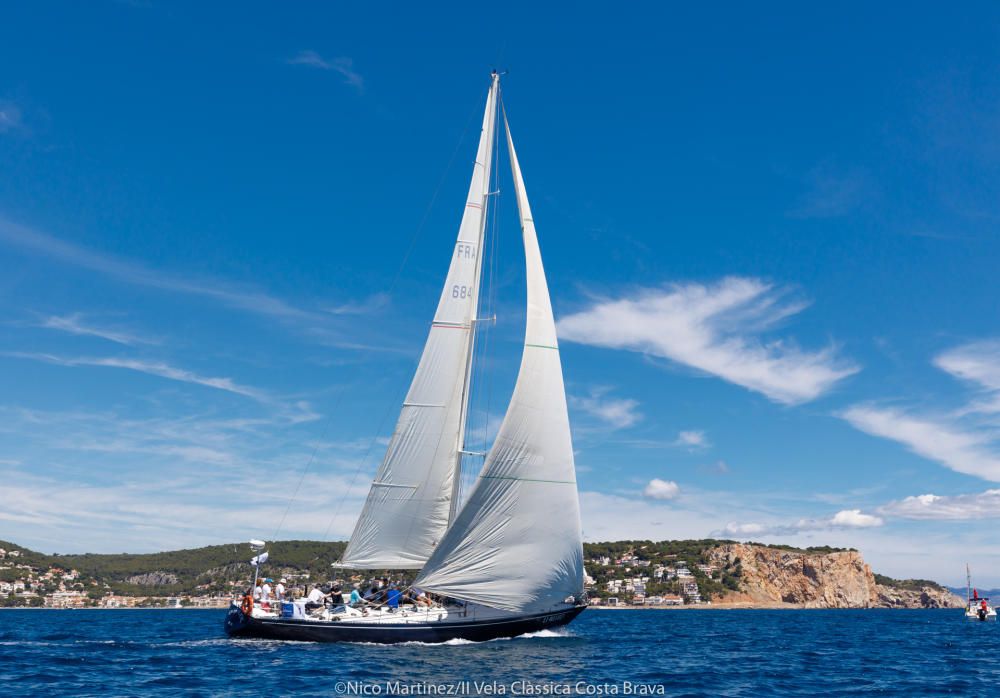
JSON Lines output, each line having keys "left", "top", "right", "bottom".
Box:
{"left": 841, "top": 405, "right": 1000, "bottom": 482}
{"left": 675, "top": 430, "right": 709, "bottom": 450}
{"left": 643, "top": 478, "right": 680, "bottom": 500}
{"left": 718, "top": 522, "right": 767, "bottom": 536}
{"left": 881, "top": 490, "right": 1000, "bottom": 520}
{"left": 569, "top": 389, "right": 641, "bottom": 429}
{"left": 830, "top": 509, "right": 884, "bottom": 528}
{"left": 0, "top": 405, "right": 387, "bottom": 552}
{"left": 935, "top": 340, "right": 1000, "bottom": 413}
{"left": 716, "top": 508, "right": 883, "bottom": 537}
{"left": 39, "top": 313, "right": 159, "bottom": 346}
{"left": 557, "top": 277, "right": 858, "bottom": 404}
{"left": 5, "top": 352, "right": 270, "bottom": 402}
{"left": 287, "top": 51, "right": 364, "bottom": 91}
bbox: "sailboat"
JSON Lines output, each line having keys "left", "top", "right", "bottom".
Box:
{"left": 225, "top": 72, "right": 587, "bottom": 643}
{"left": 964, "top": 564, "right": 996, "bottom": 621}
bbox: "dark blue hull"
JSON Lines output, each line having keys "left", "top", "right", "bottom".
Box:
{"left": 224, "top": 604, "right": 586, "bottom": 644}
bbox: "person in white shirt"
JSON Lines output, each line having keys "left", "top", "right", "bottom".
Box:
{"left": 305, "top": 585, "right": 327, "bottom": 613}
{"left": 261, "top": 579, "right": 272, "bottom": 603}
{"left": 252, "top": 580, "right": 262, "bottom": 601}
{"left": 275, "top": 578, "right": 286, "bottom": 601}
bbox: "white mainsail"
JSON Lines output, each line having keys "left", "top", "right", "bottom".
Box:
{"left": 414, "top": 110, "right": 584, "bottom": 613}
{"left": 337, "top": 75, "right": 499, "bottom": 569}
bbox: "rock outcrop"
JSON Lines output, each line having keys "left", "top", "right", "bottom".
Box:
{"left": 123, "top": 572, "right": 179, "bottom": 586}
{"left": 875, "top": 584, "right": 962, "bottom": 609}
{"left": 705, "top": 543, "right": 961, "bottom": 609}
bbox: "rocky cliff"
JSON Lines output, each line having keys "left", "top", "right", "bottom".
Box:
{"left": 705, "top": 543, "right": 961, "bottom": 609}
{"left": 874, "top": 584, "right": 961, "bottom": 609}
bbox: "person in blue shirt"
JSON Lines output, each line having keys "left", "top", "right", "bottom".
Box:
{"left": 349, "top": 584, "right": 363, "bottom": 606}
{"left": 387, "top": 585, "right": 402, "bottom": 610}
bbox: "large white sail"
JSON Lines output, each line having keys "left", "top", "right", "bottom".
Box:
{"left": 337, "top": 75, "right": 499, "bottom": 569}
{"left": 414, "top": 111, "right": 584, "bottom": 612}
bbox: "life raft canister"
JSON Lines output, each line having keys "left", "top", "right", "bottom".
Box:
{"left": 240, "top": 594, "right": 253, "bottom": 615}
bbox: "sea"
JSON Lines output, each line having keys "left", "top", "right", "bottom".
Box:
{"left": 1, "top": 608, "right": 998, "bottom": 697}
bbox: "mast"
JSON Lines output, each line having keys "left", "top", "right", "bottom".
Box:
{"left": 414, "top": 101, "right": 584, "bottom": 614}
{"left": 449, "top": 71, "right": 500, "bottom": 523}
{"left": 336, "top": 75, "right": 500, "bottom": 570}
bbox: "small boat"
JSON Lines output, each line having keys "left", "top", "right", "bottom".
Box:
{"left": 225, "top": 72, "right": 587, "bottom": 643}
{"left": 964, "top": 564, "right": 996, "bottom": 621}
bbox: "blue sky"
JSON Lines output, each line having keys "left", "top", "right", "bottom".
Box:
{"left": 2, "top": 2, "right": 1000, "bottom": 585}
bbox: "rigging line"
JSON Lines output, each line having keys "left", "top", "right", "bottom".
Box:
{"left": 269, "top": 382, "right": 351, "bottom": 543}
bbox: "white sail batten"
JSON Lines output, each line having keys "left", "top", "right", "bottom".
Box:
{"left": 337, "top": 76, "right": 499, "bottom": 569}
{"left": 414, "top": 111, "right": 584, "bottom": 612}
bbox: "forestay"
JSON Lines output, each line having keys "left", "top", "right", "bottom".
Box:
{"left": 414, "top": 110, "right": 584, "bottom": 612}
{"left": 337, "top": 75, "right": 499, "bottom": 569}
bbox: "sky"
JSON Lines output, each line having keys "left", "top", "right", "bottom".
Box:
{"left": 2, "top": 2, "right": 1000, "bottom": 586}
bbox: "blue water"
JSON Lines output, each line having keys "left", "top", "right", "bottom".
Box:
{"left": 1, "top": 609, "right": 998, "bottom": 696}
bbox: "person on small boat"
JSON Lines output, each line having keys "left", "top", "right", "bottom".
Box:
{"left": 252, "top": 579, "right": 262, "bottom": 602}
{"left": 275, "top": 578, "right": 286, "bottom": 601}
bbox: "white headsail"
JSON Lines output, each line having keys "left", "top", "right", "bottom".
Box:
{"left": 337, "top": 75, "right": 499, "bottom": 569}
{"left": 414, "top": 109, "right": 584, "bottom": 612}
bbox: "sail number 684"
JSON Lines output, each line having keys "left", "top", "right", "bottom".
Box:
{"left": 452, "top": 285, "right": 471, "bottom": 299}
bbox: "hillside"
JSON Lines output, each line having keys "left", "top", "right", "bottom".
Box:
{"left": 0, "top": 538, "right": 961, "bottom": 609}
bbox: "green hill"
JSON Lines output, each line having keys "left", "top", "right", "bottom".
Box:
{"left": 1, "top": 537, "right": 920, "bottom": 606}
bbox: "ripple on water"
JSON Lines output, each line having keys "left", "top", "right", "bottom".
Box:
{"left": 2, "top": 609, "right": 1000, "bottom": 697}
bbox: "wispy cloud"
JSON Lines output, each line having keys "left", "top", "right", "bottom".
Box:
{"left": 716, "top": 508, "right": 884, "bottom": 537}
{"left": 841, "top": 405, "right": 1000, "bottom": 482}
{"left": 935, "top": 340, "right": 1000, "bottom": 413}
{"left": 38, "top": 313, "right": 160, "bottom": 346}
{"left": 558, "top": 277, "right": 858, "bottom": 404}
{"left": 5, "top": 352, "right": 269, "bottom": 401}
{"left": 643, "top": 478, "right": 680, "bottom": 500}
{"left": 569, "top": 388, "right": 641, "bottom": 429}
{"left": 0, "top": 218, "right": 315, "bottom": 322}
{"left": 0, "top": 100, "right": 24, "bottom": 134}
{"left": 788, "top": 165, "right": 875, "bottom": 219}
{"left": 326, "top": 292, "right": 390, "bottom": 316}
{"left": 880, "top": 490, "right": 1000, "bottom": 520}
{"left": 841, "top": 339, "right": 1000, "bottom": 481}
{"left": 287, "top": 51, "right": 364, "bottom": 91}
{"left": 0, "top": 218, "right": 404, "bottom": 352}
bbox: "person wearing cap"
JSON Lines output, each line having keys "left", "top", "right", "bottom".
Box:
{"left": 275, "top": 578, "right": 286, "bottom": 601}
